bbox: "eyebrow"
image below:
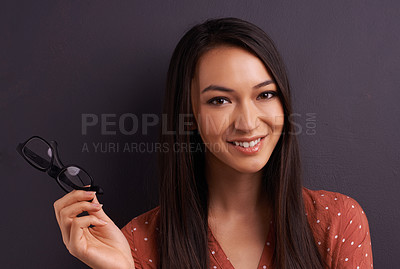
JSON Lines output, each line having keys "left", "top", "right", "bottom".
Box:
{"left": 201, "top": 80, "right": 275, "bottom": 94}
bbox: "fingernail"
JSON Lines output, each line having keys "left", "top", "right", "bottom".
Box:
{"left": 86, "top": 191, "right": 96, "bottom": 196}
{"left": 92, "top": 203, "right": 103, "bottom": 208}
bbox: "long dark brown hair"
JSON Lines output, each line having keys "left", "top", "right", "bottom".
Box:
{"left": 158, "top": 17, "right": 328, "bottom": 269}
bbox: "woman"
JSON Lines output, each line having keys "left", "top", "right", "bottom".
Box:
{"left": 53, "top": 18, "right": 373, "bottom": 269}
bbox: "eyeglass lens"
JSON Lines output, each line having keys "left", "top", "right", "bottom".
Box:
{"left": 58, "top": 166, "right": 92, "bottom": 192}
{"left": 23, "top": 137, "right": 52, "bottom": 169}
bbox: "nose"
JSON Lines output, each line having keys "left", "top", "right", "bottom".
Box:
{"left": 233, "top": 101, "right": 259, "bottom": 132}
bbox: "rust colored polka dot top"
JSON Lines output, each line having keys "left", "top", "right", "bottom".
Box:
{"left": 121, "top": 187, "right": 373, "bottom": 268}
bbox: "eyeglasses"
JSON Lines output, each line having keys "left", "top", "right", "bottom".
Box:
{"left": 16, "top": 136, "right": 103, "bottom": 194}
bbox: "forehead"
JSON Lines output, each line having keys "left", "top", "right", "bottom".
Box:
{"left": 193, "top": 46, "right": 273, "bottom": 88}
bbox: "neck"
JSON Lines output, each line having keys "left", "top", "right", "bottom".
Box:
{"left": 205, "top": 152, "right": 270, "bottom": 221}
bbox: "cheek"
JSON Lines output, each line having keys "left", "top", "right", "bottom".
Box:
{"left": 259, "top": 104, "right": 285, "bottom": 132}
{"left": 197, "top": 110, "right": 231, "bottom": 141}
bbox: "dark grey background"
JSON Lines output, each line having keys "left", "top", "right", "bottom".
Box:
{"left": 1, "top": 0, "right": 399, "bottom": 268}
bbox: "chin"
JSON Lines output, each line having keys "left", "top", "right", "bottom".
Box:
{"left": 231, "top": 160, "right": 267, "bottom": 174}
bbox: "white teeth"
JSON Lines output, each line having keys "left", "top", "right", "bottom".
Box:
{"left": 232, "top": 138, "right": 261, "bottom": 148}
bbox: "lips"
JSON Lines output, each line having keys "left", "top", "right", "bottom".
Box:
{"left": 228, "top": 136, "right": 266, "bottom": 154}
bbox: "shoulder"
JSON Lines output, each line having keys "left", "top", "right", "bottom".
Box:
{"left": 302, "top": 187, "right": 368, "bottom": 225}
{"left": 302, "top": 187, "right": 373, "bottom": 267}
{"left": 127, "top": 206, "right": 160, "bottom": 230}
{"left": 121, "top": 206, "right": 160, "bottom": 268}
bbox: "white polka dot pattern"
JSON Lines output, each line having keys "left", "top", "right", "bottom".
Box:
{"left": 304, "top": 188, "right": 373, "bottom": 268}
{"left": 120, "top": 188, "right": 373, "bottom": 268}
{"left": 120, "top": 206, "right": 160, "bottom": 268}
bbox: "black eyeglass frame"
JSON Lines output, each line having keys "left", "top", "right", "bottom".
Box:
{"left": 16, "top": 136, "right": 103, "bottom": 194}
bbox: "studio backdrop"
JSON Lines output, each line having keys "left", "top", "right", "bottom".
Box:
{"left": 1, "top": 0, "right": 399, "bottom": 268}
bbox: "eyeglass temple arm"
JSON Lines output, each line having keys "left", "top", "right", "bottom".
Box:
{"left": 50, "top": 141, "right": 65, "bottom": 168}
{"left": 22, "top": 147, "right": 52, "bottom": 169}
{"left": 17, "top": 142, "right": 62, "bottom": 171}
{"left": 21, "top": 147, "right": 75, "bottom": 188}
{"left": 47, "top": 143, "right": 103, "bottom": 193}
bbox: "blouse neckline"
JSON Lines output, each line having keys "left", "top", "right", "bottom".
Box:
{"left": 207, "top": 219, "right": 275, "bottom": 268}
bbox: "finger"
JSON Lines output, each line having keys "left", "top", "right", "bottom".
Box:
{"left": 92, "top": 194, "right": 100, "bottom": 204}
{"left": 59, "top": 197, "right": 107, "bottom": 245}
{"left": 68, "top": 215, "right": 108, "bottom": 257}
{"left": 59, "top": 201, "right": 103, "bottom": 220}
{"left": 89, "top": 194, "right": 113, "bottom": 223}
{"left": 54, "top": 190, "right": 96, "bottom": 225}
{"left": 58, "top": 202, "right": 103, "bottom": 247}
{"left": 54, "top": 192, "right": 98, "bottom": 246}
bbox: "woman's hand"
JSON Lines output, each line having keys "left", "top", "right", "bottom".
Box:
{"left": 53, "top": 190, "right": 135, "bottom": 269}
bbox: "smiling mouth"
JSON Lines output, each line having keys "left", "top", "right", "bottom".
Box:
{"left": 227, "top": 136, "right": 266, "bottom": 148}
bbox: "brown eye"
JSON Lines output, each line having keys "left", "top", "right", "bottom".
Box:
{"left": 207, "top": 97, "right": 230, "bottom": 105}
{"left": 257, "top": 91, "right": 277, "bottom": 100}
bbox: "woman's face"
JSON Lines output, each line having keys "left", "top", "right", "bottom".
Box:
{"left": 191, "top": 46, "right": 285, "bottom": 174}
